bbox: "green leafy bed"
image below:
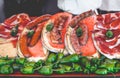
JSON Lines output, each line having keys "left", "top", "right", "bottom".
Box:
{"left": 0, "top": 52, "right": 120, "bottom": 75}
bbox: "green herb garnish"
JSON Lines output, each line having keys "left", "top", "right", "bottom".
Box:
{"left": 27, "top": 30, "right": 34, "bottom": 37}
{"left": 106, "top": 30, "right": 113, "bottom": 38}
{"left": 76, "top": 27, "right": 83, "bottom": 37}
{"left": 46, "top": 23, "right": 54, "bottom": 31}
{"left": 11, "top": 24, "right": 19, "bottom": 36}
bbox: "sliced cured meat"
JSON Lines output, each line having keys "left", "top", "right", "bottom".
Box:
{"left": 93, "top": 12, "right": 120, "bottom": 59}
{"left": 70, "top": 23, "right": 88, "bottom": 53}
{"left": 0, "top": 13, "right": 31, "bottom": 40}
{"left": 17, "top": 14, "right": 51, "bottom": 61}
{"left": 4, "top": 13, "right": 30, "bottom": 26}
{"left": 65, "top": 10, "right": 99, "bottom": 58}
{"left": 69, "top": 10, "right": 95, "bottom": 28}
{"left": 29, "top": 23, "right": 44, "bottom": 47}
{"left": 4, "top": 15, "right": 17, "bottom": 26}
{"left": 0, "top": 13, "right": 31, "bottom": 58}
{"left": 42, "top": 12, "right": 72, "bottom": 54}
{"left": 26, "top": 14, "right": 51, "bottom": 29}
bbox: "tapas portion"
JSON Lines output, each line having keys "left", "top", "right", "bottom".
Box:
{"left": 0, "top": 13, "right": 31, "bottom": 57}
{"left": 65, "top": 11, "right": 99, "bottom": 58}
{"left": 93, "top": 12, "right": 120, "bottom": 59}
{"left": 42, "top": 12, "right": 72, "bottom": 54}
{"left": 17, "top": 14, "right": 51, "bottom": 61}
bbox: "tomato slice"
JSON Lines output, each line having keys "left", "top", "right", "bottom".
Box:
{"left": 28, "top": 39, "right": 46, "bottom": 57}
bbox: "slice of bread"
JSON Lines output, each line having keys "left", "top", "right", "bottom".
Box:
{"left": 0, "top": 38, "right": 17, "bottom": 58}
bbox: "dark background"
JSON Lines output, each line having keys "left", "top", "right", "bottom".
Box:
{"left": 4, "top": 0, "right": 62, "bottom": 18}
{"left": 2, "top": 0, "right": 113, "bottom": 22}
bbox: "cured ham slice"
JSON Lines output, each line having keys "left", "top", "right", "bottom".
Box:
{"left": 93, "top": 12, "right": 120, "bottom": 59}
{"left": 65, "top": 10, "right": 99, "bottom": 58}
{"left": 42, "top": 12, "right": 72, "bottom": 54}
{"left": 0, "top": 13, "right": 31, "bottom": 44}
{"left": 0, "top": 13, "right": 31, "bottom": 58}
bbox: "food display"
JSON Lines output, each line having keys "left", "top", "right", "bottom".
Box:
{"left": 0, "top": 11, "right": 120, "bottom": 76}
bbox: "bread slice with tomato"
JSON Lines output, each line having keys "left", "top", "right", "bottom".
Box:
{"left": 41, "top": 12, "right": 72, "bottom": 55}
{"left": 65, "top": 10, "right": 100, "bottom": 58}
